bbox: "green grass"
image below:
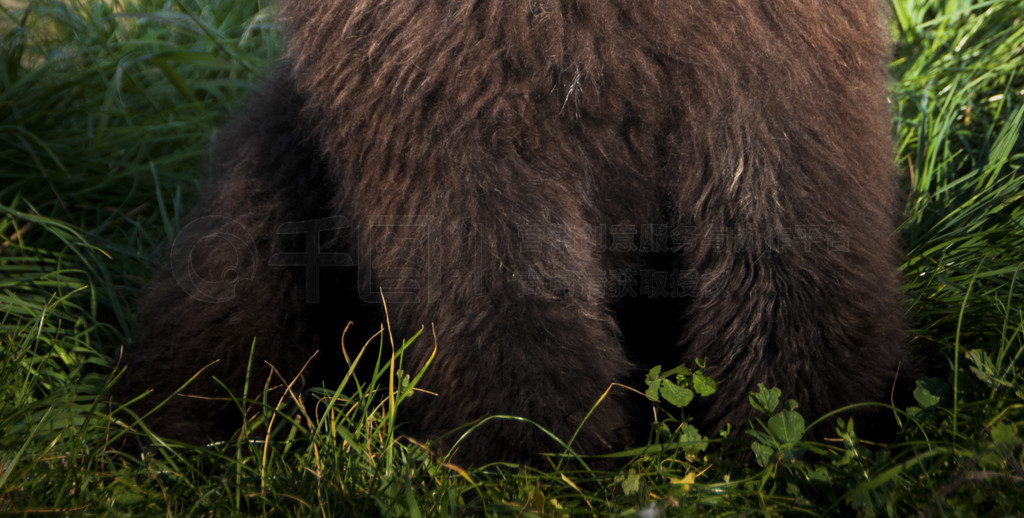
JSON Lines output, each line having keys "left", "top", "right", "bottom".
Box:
{"left": 2, "top": 0, "right": 1023, "bottom": 515}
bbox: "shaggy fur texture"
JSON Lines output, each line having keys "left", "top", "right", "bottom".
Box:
{"left": 119, "top": 0, "right": 910, "bottom": 465}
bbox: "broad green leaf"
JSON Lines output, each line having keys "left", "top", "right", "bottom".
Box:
{"left": 660, "top": 381, "right": 694, "bottom": 408}
{"left": 621, "top": 471, "right": 642, "bottom": 496}
{"left": 692, "top": 372, "right": 717, "bottom": 397}
{"left": 751, "top": 441, "right": 774, "bottom": 468}
{"left": 768, "top": 410, "right": 805, "bottom": 444}
{"left": 913, "top": 377, "right": 947, "bottom": 408}
{"left": 750, "top": 384, "right": 781, "bottom": 414}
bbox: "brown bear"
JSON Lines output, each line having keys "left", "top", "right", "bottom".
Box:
{"left": 119, "top": 0, "right": 910, "bottom": 465}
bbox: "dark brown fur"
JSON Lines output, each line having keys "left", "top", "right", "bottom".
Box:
{"left": 119, "top": 0, "right": 910, "bottom": 465}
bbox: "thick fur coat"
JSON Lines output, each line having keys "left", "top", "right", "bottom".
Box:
{"left": 120, "top": 0, "right": 910, "bottom": 465}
